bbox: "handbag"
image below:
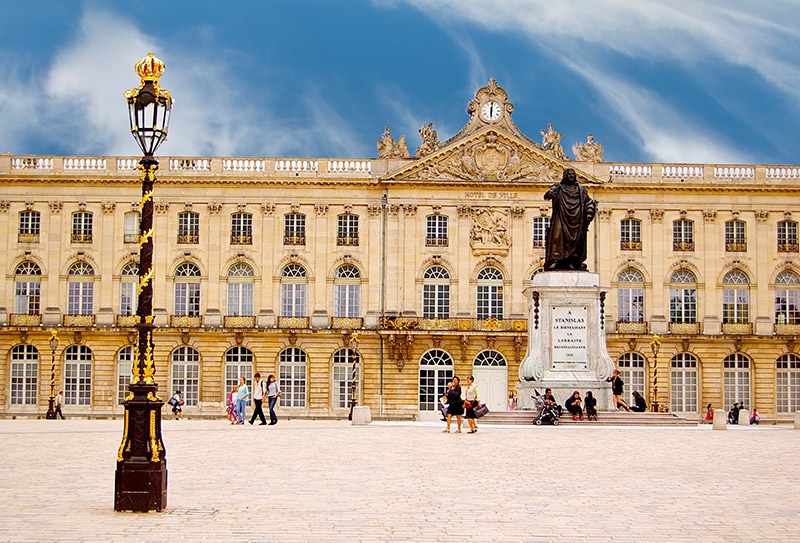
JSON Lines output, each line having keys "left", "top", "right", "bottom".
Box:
{"left": 464, "top": 400, "right": 473, "bottom": 409}
{"left": 474, "top": 403, "right": 489, "bottom": 418}
{"left": 168, "top": 397, "right": 178, "bottom": 407}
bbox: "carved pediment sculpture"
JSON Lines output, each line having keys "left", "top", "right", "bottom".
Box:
{"left": 572, "top": 133, "right": 604, "bottom": 162}
{"left": 540, "top": 123, "right": 566, "bottom": 160}
{"left": 377, "top": 126, "right": 410, "bottom": 158}
{"left": 416, "top": 123, "right": 440, "bottom": 157}
{"left": 470, "top": 207, "right": 511, "bottom": 254}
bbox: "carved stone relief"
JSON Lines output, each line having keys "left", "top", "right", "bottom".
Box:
{"left": 470, "top": 207, "right": 511, "bottom": 254}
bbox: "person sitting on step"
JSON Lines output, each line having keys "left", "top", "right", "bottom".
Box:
{"left": 630, "top": 391, "right": 648, "bottom": 412}
{"left": 564, "top": 390, "right": 583, "bottom": 420}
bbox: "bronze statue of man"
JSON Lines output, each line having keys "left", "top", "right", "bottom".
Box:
{"left": 544, "top": 168, "right": 596, "bottom": 271}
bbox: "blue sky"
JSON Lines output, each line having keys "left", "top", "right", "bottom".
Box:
{"left": 1, "top": 1, "right": 799, "bottom": 165}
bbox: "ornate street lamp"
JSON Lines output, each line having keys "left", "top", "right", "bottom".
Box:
{"left": 348, "top": 332, "right": 360, "bottom": 421}
{"left": 114, "top": 53, "right": 173, "bottom": 512}
{"left": 45, "top": 330, "right": 58, "bottom": 419}
{"left": 650, "top": 334, "right": 661, "bottom": 413}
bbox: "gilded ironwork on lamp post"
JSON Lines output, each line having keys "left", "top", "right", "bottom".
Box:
{"left": 650, "top": 334, "right": 661, "bottom": 413}
{"left": 114, "top": 53, "right": 173, "bottom": 513}
{"left": 348, "top": 332, "right": 360, "bottom": 421}
{"left": 45, "top": 330, "right": 58, "bottom": 419}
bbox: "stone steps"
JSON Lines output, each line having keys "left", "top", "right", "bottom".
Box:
{"left": 480, "top": 410, "right": 698, "bottom": 426}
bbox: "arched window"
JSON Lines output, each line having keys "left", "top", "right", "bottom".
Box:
{"left": 120, "top": 263, "right": 139, "bottom": 316}
{"left": 672, "top": 218, "right": 694, "bottom": 251}
{"left": 473, "top": 350, "right": 507, "bottom": 367}
{"left": 64, "top": 344, "right": 92, "bottom": 405}
{"left": 477, "top": 267, "right": 503, "bottom": 319}
{"left": 71, "top": 211, "right": 93, "bottom": 243}
{"left": 117, "top": 346, "right": 134, "bottom": 404}
{"left": 279, "top": 347, "right": 307, "bottom": 407}
{"left": 332, "top": 348, "right": 361, "bottom": 408}
{"left": 777, "top": 354, "right": 800, "bottom": 412}
{"left": 177, "top": 211, "right": 199, "bottom": 244}
{"left": 281, "top": 264, "right": 307, "bottom": 317}
{"left": 174, "top": 263, "right": 201, "bottom": 316}
{"left": 617, "top": 268, "right": 644, "bottom": 323}
{"left": 423, "top": 266, "right": 450, "bottom": 319}
{"left": 620, "top": 218, "right": 641, "bottom": 250}
{"left": 725, "top": 220, "right": 746, "bottom": 252}
{"left": 775, "top": 270, "right": 800, "bottom": 324}
{"left": 18, "top": 210, "right": 40, "bottom": 242}
{"left": 617, "top": 352, "right": 646, "bottom": 404}
{"left": 670, "top": 353, "right": 698, "bottom": 412}
{"left": 171, "top": 347, "right": 200, "bottom": 406}
{"left": 723, "top": 353, "right": 751, "bottom": 407}
{"left": 334, "top": 265, "right": 361, "bottom": 318}
{"left": 669, "top": 270, "right": 697, "bottom": 323}
{"left": 337, "top": 213, "right": 359, "bottom": 246}
{"left": 14, "top": 262, "right": 41, "bottom": 316}
{"left": 231, "top": 212, "right": 253, "bottom": 245}
{"left": 532, "top": 217, "right": 550, "bottom": 248}
{"left": 225, "top": 347, "right": 253, "bottom": 405}
{"left": 418, "top": 349, "right": 454, "bottom": 411}
{"left": 778, "top": 220, "right": 798, "bottom": 253}
{"left": 67, "top": 262, "right": 94, "bottom": 315}
{"left": 10, "top": 344, "right": 38, "bottom": 405}
{"left": 722, "top": 270, "right": 749, "bottom": 324}
{"left": 227, "top": 263, "right": 254, "bottom": 316}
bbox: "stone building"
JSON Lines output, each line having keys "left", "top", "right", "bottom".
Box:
{"left": 1, "top": 79, "right": 799, "bottom": 420}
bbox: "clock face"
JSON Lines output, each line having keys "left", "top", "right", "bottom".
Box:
{"left": 480, "top": 101, "right": 502, "bottom": 121}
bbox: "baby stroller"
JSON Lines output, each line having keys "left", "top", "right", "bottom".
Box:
{"left": 532, "top": 392, "right": 560, "bottom": 426}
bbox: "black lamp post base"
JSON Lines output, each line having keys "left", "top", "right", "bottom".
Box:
{"left": 114, "top": 459, "right": 167, "bottom": 512}
{"left": 46, "top": 399, "right": 56, "bottom": 419}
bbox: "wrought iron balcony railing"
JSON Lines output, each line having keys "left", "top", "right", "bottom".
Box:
{"left": 725, "top": 242, "right": 747, "bottom": 252}
{"left": 336, "top": 235, "right": 359, "bottom": 246}
{"left": 425, "top": 237, "right": 449, "bottom": 247}
{"left": 379, "top": 316, "right": 526, "bottom": 332}
{"left": 177, "top": 233, "right": 199, "bottom": 244}
{"left": 71, "top": 233, "right": 93, "bottom": 243}
{"left": 615, "top": 321, "right": 647, "bottom": 333}
{"left": 672, "top": 241, "right": 694, "bottom": 251}
{"left": 668, "top": 321, "right": 701, "bottom": 334}
{"left": 620, "top": 240, "right": 642, "bottom": 251}
{"left": 10, "top": 314, "right": 41, "bottom": 326}
{"left": 63, "top": 314, "right": 95, "bottom": 326}
{"left": 170, "top": 315, "right": 202, "bottom": 328}
{"left": 224, "top": 315, "right": 255, "bottom": 328}
{"left": 283, "top": 235, "right": 306, "bottom": 245}
{"left": 230, "top": 234, "right": 253, "bottom": 245}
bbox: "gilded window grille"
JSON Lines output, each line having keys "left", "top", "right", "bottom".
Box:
{"left": 425, "top": 236, "right": 449, "bottom": 247}
{"left": 71, "top": 233, "right": 93, "bottom": 243}
{"left": 337, "top": 235, "right": 359, "bottom": 246}
{"left": 63, "top": 314, "right": 95, "bottom": 327}
{"left": 615, "top": 321, "right": 647, "bottom": 334}
{"left": 10, "top": 314, "right": 41, "bottom": 326}
{"left": 668, "top": 321, "right": 701, "bottom": 334}
{"left": 778, "top": 243, "right": 799, "bottom": 253}
{"left": 620, "top": 240, "right": 642, "bottom": 251}
{"left": 672, "top": 241, "right": 694, "bottom": 251}
{"left": 116, "top": 315, "right": 137, "bottom": 327}
{"left": 170, "top": 315, "right": 202, "bottom": 328}
{"left": 17, "top": 233, "right": 39, "bottom": 243}
{"left": 224, "top": 315, "right": 255, "bottom": 328}
{"left": 177, "top": 234, "right": 199, "bottom": 244}
{"left": 123, "top": 233, "right": 140, "bottom": 244}
{"left": 725, "top": 242, "right": 747, "bottom": 252}
{"left": 230, "top": 234, "right": 252, "bottom": 245}
{"left": 284, "top": 235, "right": 306, "bottom": 245}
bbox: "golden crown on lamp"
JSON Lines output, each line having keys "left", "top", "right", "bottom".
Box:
{"left": 124, "top": 53, "right": 171, "bottom": 101}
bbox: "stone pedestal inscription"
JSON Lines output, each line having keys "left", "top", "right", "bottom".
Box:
{"left": 551, "top": 305, "right": 588, "bottom": 370}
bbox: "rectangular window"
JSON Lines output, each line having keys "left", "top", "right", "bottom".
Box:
{"left": 722, "top": 289, "right": 749, "bottom": 323}
{"left": 175, "top": 283, "right": 201, "bottom": 316}
{"left": 620, "top": 219, "right": 642, "bottom": 250}
{"left": 778, "top": 221, "right": 798, "bottom": 252}
{"left": 18, "top": 211, "right": 40, "bottom": 242}
{"left": 177, "top": 212, "right": 199, "bottom": 244}
{"left": 71, "top": 212, "right": 93, "bottom": 243}
{"left": 10, "top": 361, "right": 38, "bottom": 405}
{"left": 120, "top": 282, "right": 138, "bottom": 316}
{"left": 171, "top": 364, "right": 200, "bottom": 406}
{"left": 231, "top": 213, "right": 253, "bottom": 245}
{"left": 332, "top": 364, "right": 360, "bottom": 409}
{"left": 669, "top": 288, "right": 697, "bottom": 323}
{"left": 224, "top": 364, "right": 252, "bottom": 406}
{"left": 334, "top": 284, "right": 360, "bottom": 318}
{"left": 723, "top": 370, "right": 750, "bottom": 408}
{"left": 227, "top": 282, "right": 254, "bottom": 316}
{"left": 337, "top": 214, "right": 359, "bottom": 246}
{"left": 67, "top": 282, "right": 94, "bottom": 315}
{"left": 775, "top": 289, "right": 800, "bottom": 324}
{"left": 14, "top": 281, "right": 40, "bottom": 315}
{"left": 281, "top": 283, "right": 307, "bottom": 317}
{"left": 477, "top": 285, "right": 503, "bottom": 319}
{"left": 279, "top": 364, "right": 306, "bottom": 407}
{"left": 64, "top": 362, "right": 92, "bottom": 405}
{"left": 617, "top": 287, "right": 644, "bottom": 322}
{"left": 425, "top": 215, "right": 448, "bottom": 247}
{"left": 118, "top": 362, "right": 132, "bottom": 405}
{"left": 532, "top": 217, "right": 550, "bottom": 248}
{"left": 284, "top": 213, "right": 306, "bottom": 245}
{"left": 423, "top": 284, "right": 450, "bottom": 319}
{"left": 777, "top": 369, "right": 800, "bottom": 413}
{"left": 124, "top": 212, "right": 140, "bottom": 243}
{"left": 670, "top": 370, "right": 698, "bottom": 412}
{"left": 672, "top": 219, "right": 694, "bottom": 251}
{"left": 725, "top": 220, "right": 746, "bottom": 252}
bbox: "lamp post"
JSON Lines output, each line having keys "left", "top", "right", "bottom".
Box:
{"left": 650, "top": 334, "right": 661, "bottom": 413}
{"left": 114, "top": 53, "right": 173, "bottom": 512}
{"left": 348, "top": 332, "right": 360, "bottom": 421}
{"left": 45, "top": 330, "right": 58, "bottom": 419}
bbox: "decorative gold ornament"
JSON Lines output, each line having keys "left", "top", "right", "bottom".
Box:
{"left": 137, "top": 268, "right": 154, "bottom": 294}
{"left": 117, "top": 410, "right": 130, "bottom": 462}
{"left": 124, "top": 53, "right": 172, "bottom": 103}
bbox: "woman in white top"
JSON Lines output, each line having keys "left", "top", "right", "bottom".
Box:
{"left": 462, "top": 375, "right": 482, "bottom": 434}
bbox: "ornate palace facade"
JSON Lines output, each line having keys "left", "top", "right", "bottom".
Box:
{"left": 2, "top": 80, "right": 799, "bottom": 420}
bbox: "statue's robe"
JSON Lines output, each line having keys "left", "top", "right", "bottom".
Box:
{"left": 544, "top": 180, "right": 596, "bottom": 270}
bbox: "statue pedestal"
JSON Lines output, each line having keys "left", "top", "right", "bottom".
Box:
{"left": 516, "top": 272, "right": 614, "bottom": 410}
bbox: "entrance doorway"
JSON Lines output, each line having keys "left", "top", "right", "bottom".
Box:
{"left": 472, "top": 350, "right": 508, "bottom": 412}
{"left": 418, "top": 349, "right": 454, "bottom": 421}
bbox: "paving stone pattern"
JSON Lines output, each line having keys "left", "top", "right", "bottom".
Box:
{"left": 0, "top": 419, "right": 797, "bottom": 542}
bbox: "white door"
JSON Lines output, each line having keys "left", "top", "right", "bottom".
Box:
{"left": 473, "top": 350, "right": 508, "bottom": 412}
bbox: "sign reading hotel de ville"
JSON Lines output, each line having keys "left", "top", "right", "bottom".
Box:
{"left": 550, "top": 305, "right": 588, "bottom": 370}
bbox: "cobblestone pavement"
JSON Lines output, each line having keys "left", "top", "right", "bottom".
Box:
{"left": 0, "top": 418, "right": 798, "bottom": 542}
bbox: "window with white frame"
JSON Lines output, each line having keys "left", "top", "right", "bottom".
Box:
{"left": 14, "top": 262, "right": 41, "bottom": 315}
{"left": 724, "top": 220, "right": 746, "bottom": 252}
{"left": 669, "top": 270, "right": 697, "bottom": 323}
{"left": 224, "top": 347, "right": 253, "bottom": 406}
{"left": 723, "top": 353, "right": 751, "bottom": 408}
{"left": 617, "top": 352, "right": 646, "bottom": 404}
{"left": 532, "top": 217, "right": 550, "bottom": 248}
{"left": 231, "top": 212, "right": 253, "bottom": 245}
{"left": 620, "top": 218, "right": 641, "bottom": 250}
{"left": 67, "top": 262, "right": 94, "bottom": 315}
{"left": 778, "top": 220, "right": 798, "bottom": 253}
{"left": 670, "top": 353, "right": 698, "bottom": 413}
{"left": 18, "top": 210, "right": 40, "bottom": 242}
{"left": 334, "top": 265, "right": 361, "bottom": 318}
{"left": 174, "top": 263, "right": 201, "bottom": 316}
{"left": 279, "top": 347, "right": 307, "bottom": 407}
{"left": 117, "top": 346, "right": 133, "bottom": 405}
{"left": 337, "top": 213, "right": 359, "bottom": 246}
{"left": 473, "top": 350, "right": 507, "bottom": 367}
{"left": 477, "top": 267, "right": 503, "bottom": 319}
{"left": 332, "top": 348, "right": 360, "bottom": 408}
{"left": 423, "top": 266, "right": 450, "bottom": 319}
{"left": 280, "top": 264, "right": 307, "bottom": 317}
{"left": 418, "top": 349, "right": 454, "bottom": 411}
{"left": 171, "top": 347, "right": 200, "bottom": 406}
{"left": 120, "top": 263, "right": 139, "bottom": 316}
{"left": 775, "top": 270, "right": 800, "bottom": 324}
{"left": 177, "top": 211, "right": 199, "bottom": 244}
{"left": 227, "top": 263, "right": 254, "bottom": 316}
{"left": 64, "top": 345, "right": 92, "bottom": 405}
{"left": 616, "top": 268, "right": 644, "bottom": 322}
{"left": 284, "top": 213, "right": 306, "bottom": 245}
{"left": 425, "top": 215, "right": 448, "bottom": 247}
{"left": 71, "top": 211, "right": 93, "bottom": 243}
{"left": 672, "top": 219, "right": 694, "bottom": 251}
{"left": 124, "top": 212, "right": 140, "bottom": 244}
{"left": 722, "top": 270, "right": 749, "bottom": 323}
{"left": 777, "top": 353, "right": 800, "bottom": 413}
{"left": 10, "top": 344, "right": 38, "bottom": 405}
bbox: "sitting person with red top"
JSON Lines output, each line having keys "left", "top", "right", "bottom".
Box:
{"left": 564, "top": 390, "right": 583, "bottom": 420}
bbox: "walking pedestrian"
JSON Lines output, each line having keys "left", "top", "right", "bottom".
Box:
{"left": 249, "top": 373, "right": 268, "bottom": 425}
{"left": 236, "top": 377, "right": 249, "bottom": 424}
{"left": 266, "top": 374, "right": 281, "bottom": 425}
{"left": 227, "top": 385, "right": 239, "bottom": 424}
{"left": 443, "top": 376, "right": 463, "bottom": 433}
{"left": 606, "top": 369, "right": 630, "bottom": 411}
{"left": 169, "top": 390, "right": 184, "bottom": 420}
{"left": 54, "top": 390, "right": 65, "bottom": 419}
{"left": 463, "top": 375, "right": 482, "bottom": 433}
